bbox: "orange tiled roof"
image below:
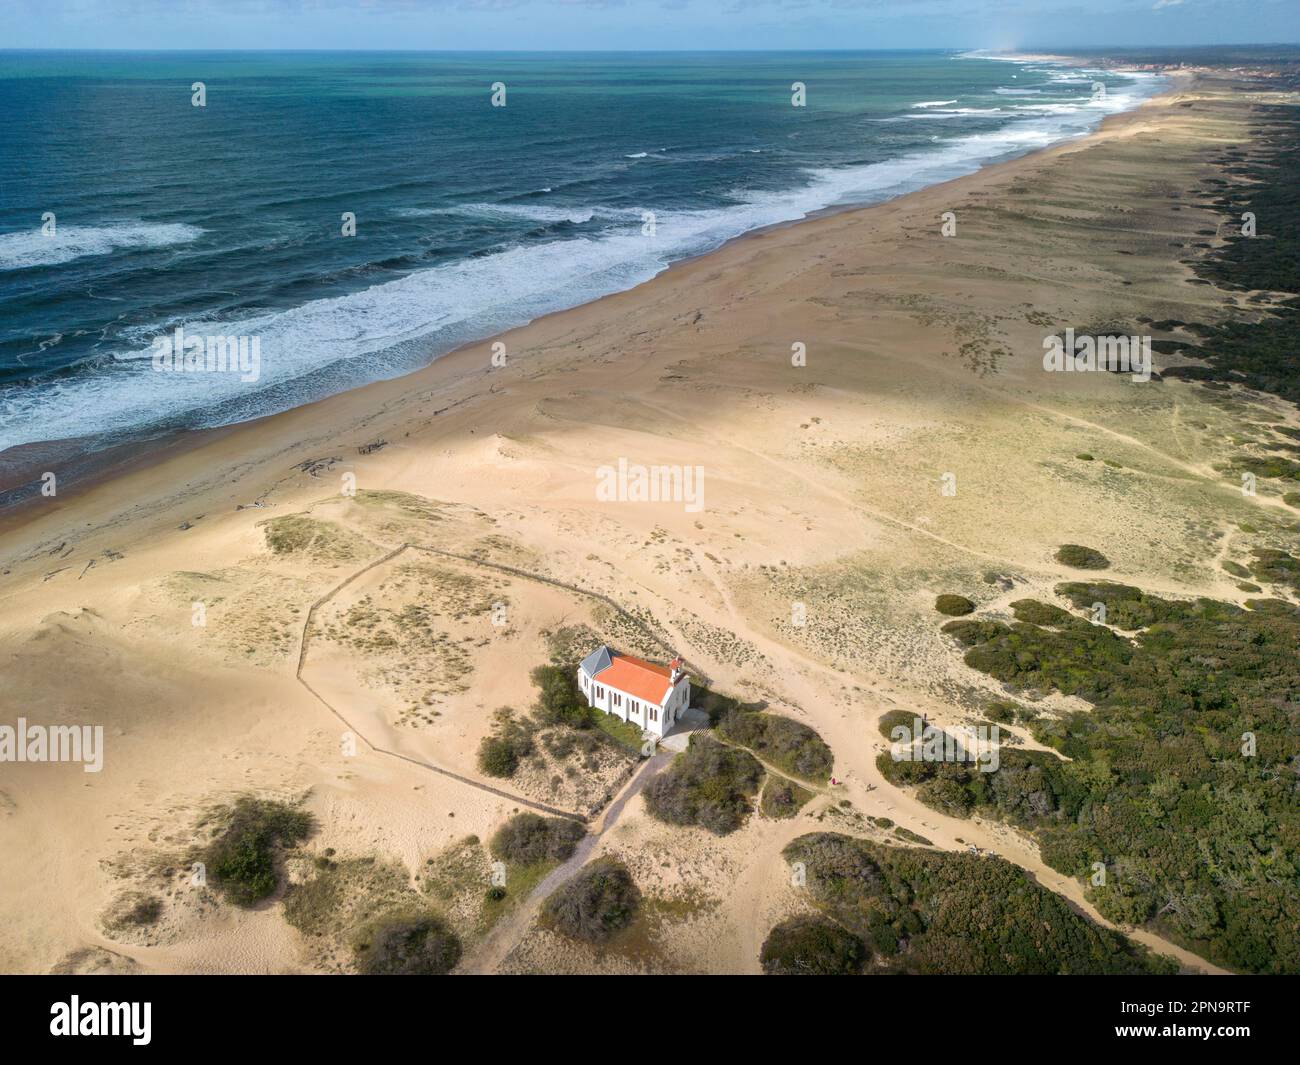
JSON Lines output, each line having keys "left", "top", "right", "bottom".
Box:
{"left": 595, "top": 653, "right": 675, "bottom": 705}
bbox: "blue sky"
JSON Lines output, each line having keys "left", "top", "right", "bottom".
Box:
{"left": 4, "top": 0, "right": 1297, "bottom": 51}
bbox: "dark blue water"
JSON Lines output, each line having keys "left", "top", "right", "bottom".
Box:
{"left": 0, "top": 51, "right": 1163, "bottom": 456}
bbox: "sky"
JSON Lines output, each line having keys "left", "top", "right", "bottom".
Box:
{"left": 3, "top": 0, "right": 1297, "bottom": 52}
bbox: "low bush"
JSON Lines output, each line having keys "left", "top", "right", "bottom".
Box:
{"left": 199, "top": 796, "right": 314, "bottom": 907}
{"left": 543, "top": 857, "right": 640, "bottom": 942}
{"left": 104, "top": 892, "right": 164, "bottom": 931}
{"left": 530, "top": 664, "right": 590, "bottom": 728}
{"left": 1249, "top": 548, "right": 1300, "bottom": 591}
{"left": 1055, "top": 544, "right": 1110, "bottom": 569}
{"left": 934, "top": 594, "right": 975, "bottom": 616}
{"left": 489, "top": 813, "right": 585, "bottom": 866}
{"left": 353, "top": 911, "right": 462, "bottom": 975}
{"left": 760, "top": 915, "right": 867, "bottom": 975}
{"left": 760, "top": 776, "right": 815, "bottom": 819}
{"left": 1010, "top": 600, "right": 1071, "bottom": 626}
{"left": 643, "top": 734, "right": 763, "bottom": 835}
{"left": 877, "top": 708, "right": 918, "bottom": 739}
{"left": 717, "top": 709, "right": 832, "bottom": 781}
{"left": 692, "top": 684, "right": 744, "bottom": 727}
{"left": 783, "top": 832, "right": 1172, "bottom": 974}
{"left": 476, "top": 708, "right": 536, "bottom": 778}
{"left": 478, "top": 737, "right": 521, "bottom": 777}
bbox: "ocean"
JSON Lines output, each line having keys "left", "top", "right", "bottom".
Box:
{"left": 0, "top": 50, "right": 1165, "bottom": 461}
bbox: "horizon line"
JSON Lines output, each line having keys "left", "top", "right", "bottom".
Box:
{"left": 3, "top": 43, "right": 1298, "bottom": 55}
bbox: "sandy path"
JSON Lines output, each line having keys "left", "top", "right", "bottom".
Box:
{"left": 687, "top": 541, "right": 1231, "bottom": 973}
{"left": 461, "top": 751, "right": 673, "bottom": 974}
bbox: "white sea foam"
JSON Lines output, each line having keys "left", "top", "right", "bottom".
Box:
{"left": 880, "top": 107, "right": 1003, "bottom": 122}
{"left": 912, "top": 99, "right": 958, "bottom": 108}
{"left": 398, "top": 203, "right": 596, "bottom": 224}
{"left": 1013, "top": 103, "right": 1090, "bottom": 114}
{"left": 0, "top": 222, "right": 203, "bottom": 271}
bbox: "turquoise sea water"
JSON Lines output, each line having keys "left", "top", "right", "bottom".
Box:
{"left": 0, "top": 50, "right": 1164, "bottom": 456}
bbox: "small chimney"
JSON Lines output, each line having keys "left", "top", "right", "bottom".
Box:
{"left": 669, "top": 655, "right": 684, "bottom": 683}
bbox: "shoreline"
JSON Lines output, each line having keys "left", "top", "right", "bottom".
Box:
{"left": 0, "top": 65, "right": 1182, "bottom": 524}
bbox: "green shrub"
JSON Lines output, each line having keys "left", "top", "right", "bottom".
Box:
{"left": 543, "top": 857, "right": 640, "bottom": 942}
{"left": 892, "top": 826, "right": 933, "bottom": 845}
{"left": 489, "top": 813, "right": 585, "bottom": 865}
{"left": 1055, "top": 581, "right": 1186, "bottom": 630}
{"left": 1010, "top": 599, "right": 1071, "bottom": 626}
{"left": 1055, "top": 544, "right": 1110, "bottom": 569}
{"left": 692, "top": 684, "right": 744, "bottom": 727}
{"left": 1249, "top": 548, "right": 1300, "bottom": 591}
{"left": 353, "top": 911, "right": 462, "bottom": 974}
{"left": 477, "top": 736, "right": 521, "bottom": 777}
{"left": 760, "top": 776, "right": 815, "bottom": 819}
{"left": 476, "top": 708, "right": 536, "bottom": 778}
{"left": 200, "top": 796, "right": 314, "bottom": 908}
{"left": 530, "top": 664, "right": 590, "bottom": 728}
{"left": 934, "top": 594, "right": 975, "bottom": 616}
{"left": 1234, "top": 454, "right": 1300, "bottom": 481}
{"left": 916, "top": 766, "right": 976, "bottom": 818}
{"left": 932, "top": 582, "right": 1300, "bottom": 974}
{"left": 760, "top": 915, "right": 867, "bottom": 975}
{"left": 643, "top": 734, "right": 763, "bottom": 835}
{"left": 783, "top": 833, "right": 1172, "bottom": 974}
{"left": 717, "top": 709, "right": 832, "bottom": 781}
{"left": 876, "top": 708, "right": 919, "bottom": 739}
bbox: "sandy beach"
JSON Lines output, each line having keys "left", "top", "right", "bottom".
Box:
{"left": 1, "top": 67, "right": 1294, "bottom": 975}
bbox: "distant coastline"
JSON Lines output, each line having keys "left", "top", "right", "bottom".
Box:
{"left": 0, "top": 49, "right": 1167, "bottom": 501}
{"left": 0, "top": 62, "right": 1188, "bottom": 526}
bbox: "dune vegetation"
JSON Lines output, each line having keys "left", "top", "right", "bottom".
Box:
{"left": 760, "top": 915, "right": 867, "bottom": 975}
{"left": 195, "top": 796, "right": 314, "bottom": 908}
{"left": 716, "top": 708, "right": 833, "bottom": 782}
{"left": 543, "top": 857, "right": 641, "bottom": 943}
{"left": 643, "top": 734, "right": 764, "bottom": 835}
{"left": 489, "top": 813, "right": 586, "bottom": 866}
{"left": 922, "top": 583, "right": 1300, "bottom": 973}
{"left": 782, "top": 833, "right": 1174, "bottom": 974}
